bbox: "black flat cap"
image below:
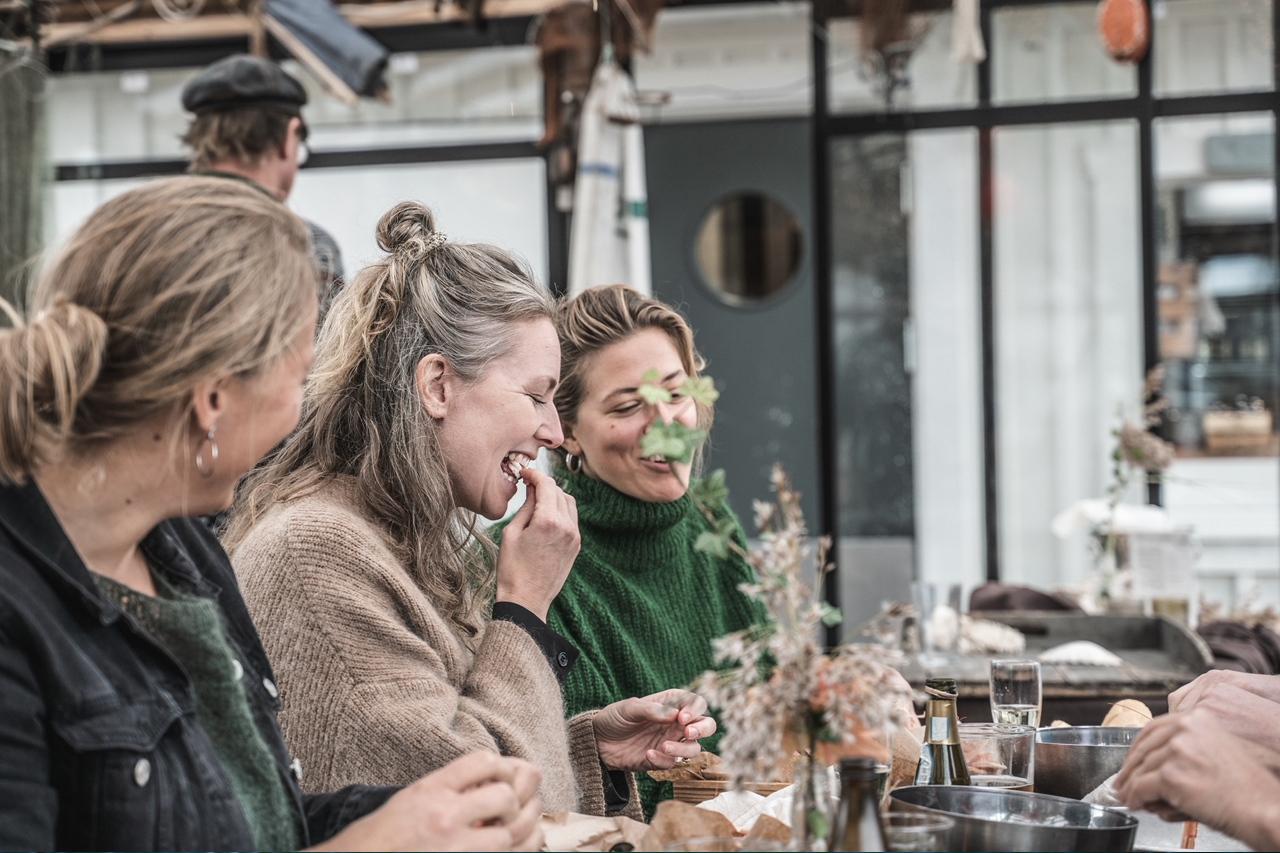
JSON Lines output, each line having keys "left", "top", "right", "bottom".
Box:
{"left": 182, "top": 54, "right": 307, "bottom": 116}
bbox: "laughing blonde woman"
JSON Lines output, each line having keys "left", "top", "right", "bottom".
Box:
{"left": 226, "top": 205, "right": 716, "bottom": 820}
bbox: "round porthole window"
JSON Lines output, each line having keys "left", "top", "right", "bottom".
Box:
{"left": 694, "top": 192, "right": 803, "bottom": 306}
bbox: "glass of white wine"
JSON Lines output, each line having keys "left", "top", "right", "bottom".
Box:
{"left": 989, "top": 659, "right": 1042, "bottom": 728}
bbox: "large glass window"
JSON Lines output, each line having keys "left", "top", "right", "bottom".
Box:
{"left": 634, "top": 2, "right": 811, "bottom": 121}
{"left": 1155, "top": 112, "right": 1280, "bottom": 610}
{"left": 45, "top": 46, "right": 543, "bottom": 164}
{"left": 1155, "top": 0, "right": 1274, "bottom": 97}
{"left": 46, "top": 158, "right": 550, "bottom": 283}
{"left": 829, "top": 129, "right": 983, "bottom": 626}
{"left": 827, "top": 12, "right": 977, "bottom": 113}
{"left": 992, "top": 3, "right": 1136, "bottom": 104}
{"left": 993, "top": 121, "right": 1144, "bottom": 590}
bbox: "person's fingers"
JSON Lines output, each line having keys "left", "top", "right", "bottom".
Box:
{"left": 428, "top": 751, "right": 516, "bottom": 793}
{"left": 645, "top": 748, "right": 677, "bottom": 770}
{"left": 669, "top": 691, "right": 709, "bottom": 723}
{"left": 684, "top": 716, "right": 717, "bottom": 740}
{"left": 505, "top": 795, "right": 543, "bottom": 852}
{"left": 660, "top": 739, "right": 704, "bottom": 759}
{"left": 519, "top": 466, "right": 553, "bottom": 488}
{"left": 513, "top": 822, "right": 546, "bottom": 853}
{"left": 461, "top": 826, "right": 516, "bottom": 852}
{"left": 453, "top": 780, "right": 523, "bottom": 828}
{"left": 507, "top": 759, "right": 542, "bottom": 805}
{"left": 1115, "top": 716, "right": 1180, "bottom": 789}
{"left": 506, "top": 478, "right": 538, "bottom": 532}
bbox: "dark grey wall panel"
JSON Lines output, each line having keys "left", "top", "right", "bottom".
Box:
{"left": 644, "top": 118, "right": 820, "bottom": 527}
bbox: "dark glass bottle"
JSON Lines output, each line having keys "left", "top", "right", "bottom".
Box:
{"left": 913, "top": 677, "right": 971, "bottom": 786}
{"left": 827, "top": 758, "right": 886, "bottom": 852}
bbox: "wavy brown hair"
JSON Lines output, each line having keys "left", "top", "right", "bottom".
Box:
{"left": 224, "top": 202, "right": 556, "bottom": 638}
{"left": 552, "top": 285, "right": 711, "bottom": 471}
{"left": 0, "top": 177, "right": 315, "bottom": 485}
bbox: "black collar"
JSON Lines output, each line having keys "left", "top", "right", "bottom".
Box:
{"left": 0, "top": 479, "right": 221, "bottom": 623}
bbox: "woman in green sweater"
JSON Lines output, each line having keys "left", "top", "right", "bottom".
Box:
{"left": 498, "top": 285, "right": 767, "bottom": 815}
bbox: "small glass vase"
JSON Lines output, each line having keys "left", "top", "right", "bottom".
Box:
{"left": 790, "top": 757, "right": 835, "bottom": 852}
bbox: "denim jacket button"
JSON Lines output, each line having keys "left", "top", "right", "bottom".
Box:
{"left": 263, "top": 677, "right": 279, "bottom": 699}
{"left": 557, "top": 652, "right": 570, "bottom": 668}
{"left": 231, "top": 659, "right": 244, "bottom": 681}
{"left": 133, "top": 758, "right": 151, "bottom": 787}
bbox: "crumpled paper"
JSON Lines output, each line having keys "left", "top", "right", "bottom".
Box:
{"left": 636, "top": 799, "right": 791, "bottom": 851}
{"left": 540, "top": 812, "right": 649, "bottom": 852}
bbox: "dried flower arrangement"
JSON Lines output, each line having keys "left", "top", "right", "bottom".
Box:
{"left": 636, "top": 370, "right": 912, "bottom": 848}
{"left": 1098, "top": 366, "right": 1178, "bottom": 600}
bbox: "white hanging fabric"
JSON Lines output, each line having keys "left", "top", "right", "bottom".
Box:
{"left": 567, "top": 53, "right": 652, "bottom": 296}
{"left": 952, "top": 0, "right": 986, "bottom": 64}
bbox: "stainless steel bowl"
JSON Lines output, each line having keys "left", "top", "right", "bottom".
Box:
{"left": 1035, "top": 726, "right": 1142, "bottom": 800}
{"left": 888, "top": 786, "right": 1137, "bottom": 852}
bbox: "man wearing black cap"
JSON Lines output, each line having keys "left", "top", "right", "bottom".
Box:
{"left": 181, "top": 54, "right": 344, "bottom": 315}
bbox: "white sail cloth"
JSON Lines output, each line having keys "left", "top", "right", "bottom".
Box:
{"left": 567, "top": 56, "right": 652, "bottom": 296}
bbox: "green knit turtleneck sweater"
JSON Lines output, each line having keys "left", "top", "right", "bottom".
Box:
{"left": 495, "top": 470, "right": 766, "bottom": 816}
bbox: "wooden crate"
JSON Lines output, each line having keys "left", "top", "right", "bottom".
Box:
{"left": 1203, "top": 410, "right": 1273, "bottom": 454}
{"left": 671, "top": 779, "right": 791, "bottom": 805}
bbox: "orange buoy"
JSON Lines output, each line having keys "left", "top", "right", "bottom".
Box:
{"left": 1098, "top": 0, "right": 1150, "bottom": 63}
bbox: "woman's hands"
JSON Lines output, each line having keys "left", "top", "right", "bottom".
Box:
{"left": 1113, "top": 709, "right": 1280, "bottom": 852}
{"left": 496, "top": 468, "right": 580, "bottom": 621}
{"left": 594, "top": 689, "right": 718, "bottom": 772}
{"left": 312, "top": 752, "right": 544, "bottom": 852}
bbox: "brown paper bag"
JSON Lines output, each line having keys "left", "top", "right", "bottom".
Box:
{"left": 540, "top": 812, "right": 649, "bottom": 852}
{"left": 637, "top": 801, "right": 739, "bottom": 852}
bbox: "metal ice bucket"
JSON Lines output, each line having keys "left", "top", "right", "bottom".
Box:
{"left": 1035, "top": 727, "right": 1142, "bottom": 800}
{"left": 888, "top": 786, "right": 1137, "bottom": 852}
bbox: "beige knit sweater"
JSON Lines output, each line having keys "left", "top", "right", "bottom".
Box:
{"left": 232, "top": 477, "right": 636, "bottom": 817}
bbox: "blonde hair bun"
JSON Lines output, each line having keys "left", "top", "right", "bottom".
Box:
{"left": 0, "top": 300, "right": 109, "bottom": 482}
{"left": 376, "top": 201, "right": 443, "bottom": 259}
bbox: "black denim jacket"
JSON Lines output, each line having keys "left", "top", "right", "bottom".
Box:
{"left": 0, "top": 480, "right": 397, "bottom": 852}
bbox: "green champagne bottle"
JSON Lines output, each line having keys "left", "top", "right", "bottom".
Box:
{"left": 828, "top": 758, "right": 887, "bottom": 852}
{"left": 913, "top": 677, "right": 971, "bottom": 785}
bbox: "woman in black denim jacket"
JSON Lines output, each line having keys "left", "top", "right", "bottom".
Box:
{"left": 0, "top": 177, "right": 542, "bottom": 853}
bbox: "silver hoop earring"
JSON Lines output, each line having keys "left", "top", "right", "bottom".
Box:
{"left": 565, "top": 453, "right": 583, "bottom": 474}
{"left": 196, "top": 426, "right": 219, "bottom": 479}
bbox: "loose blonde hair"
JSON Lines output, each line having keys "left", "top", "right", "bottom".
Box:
{"left": 553, "top": 285, "right": 712, "bottom": 469}
{"left": 224, "top": 201, "right": 556, "bottom": 638}
{"left": 0, "top": 176, "right": 317, "bottom": 484}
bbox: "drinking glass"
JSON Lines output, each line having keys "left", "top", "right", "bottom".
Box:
{"left": 912, "top": 582, "right": 962, "bottom": 666}
{"left": 958, "top": 722, "right": 1036, "bottom": 791}
{"left": 989, "top": 659, "right": 1042, "bottom": 728}
{"left": 881, "top": 813, "right": 955, "bottom": 853}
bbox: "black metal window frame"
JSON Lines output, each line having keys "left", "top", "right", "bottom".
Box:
{"left": 810, "top": 0, "right": 1280, "bottom": 613}
{"left": 45, "top": 0, "right": 1279, "bottom": 607}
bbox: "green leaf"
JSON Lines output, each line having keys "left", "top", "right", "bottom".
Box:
{"left": 695, "top": 530, "right": 731, "bottom": 559}
{"left": 688, "top": 469, "right": 729, "bottom": 511}
{"left": 679, "top": 375, "right": 721, "bottom": 407}
{"left": 637, "top": 369, "right": 672, "bottom": 405}
{"left": 639, "top": 420, "right": 707, "bottom": 465}
{"left": 638, "top": 383, "right": 672, "bottom": 405}
{"left": 814, "top": 725, "right": 842, "bottom": 743}
{"left": 806, "top": 810, "right": 830, "bottom": 842}
{"left": 819, "top": 603, "right": 844, "bottom": 627}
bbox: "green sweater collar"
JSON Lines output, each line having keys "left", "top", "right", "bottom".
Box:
{"left": 558, "top": 470, "right": 692, "bottom": 572}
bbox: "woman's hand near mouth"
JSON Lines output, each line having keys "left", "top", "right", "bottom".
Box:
{"left": 494, "top": 467, "right": 580, "bottom": 621}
